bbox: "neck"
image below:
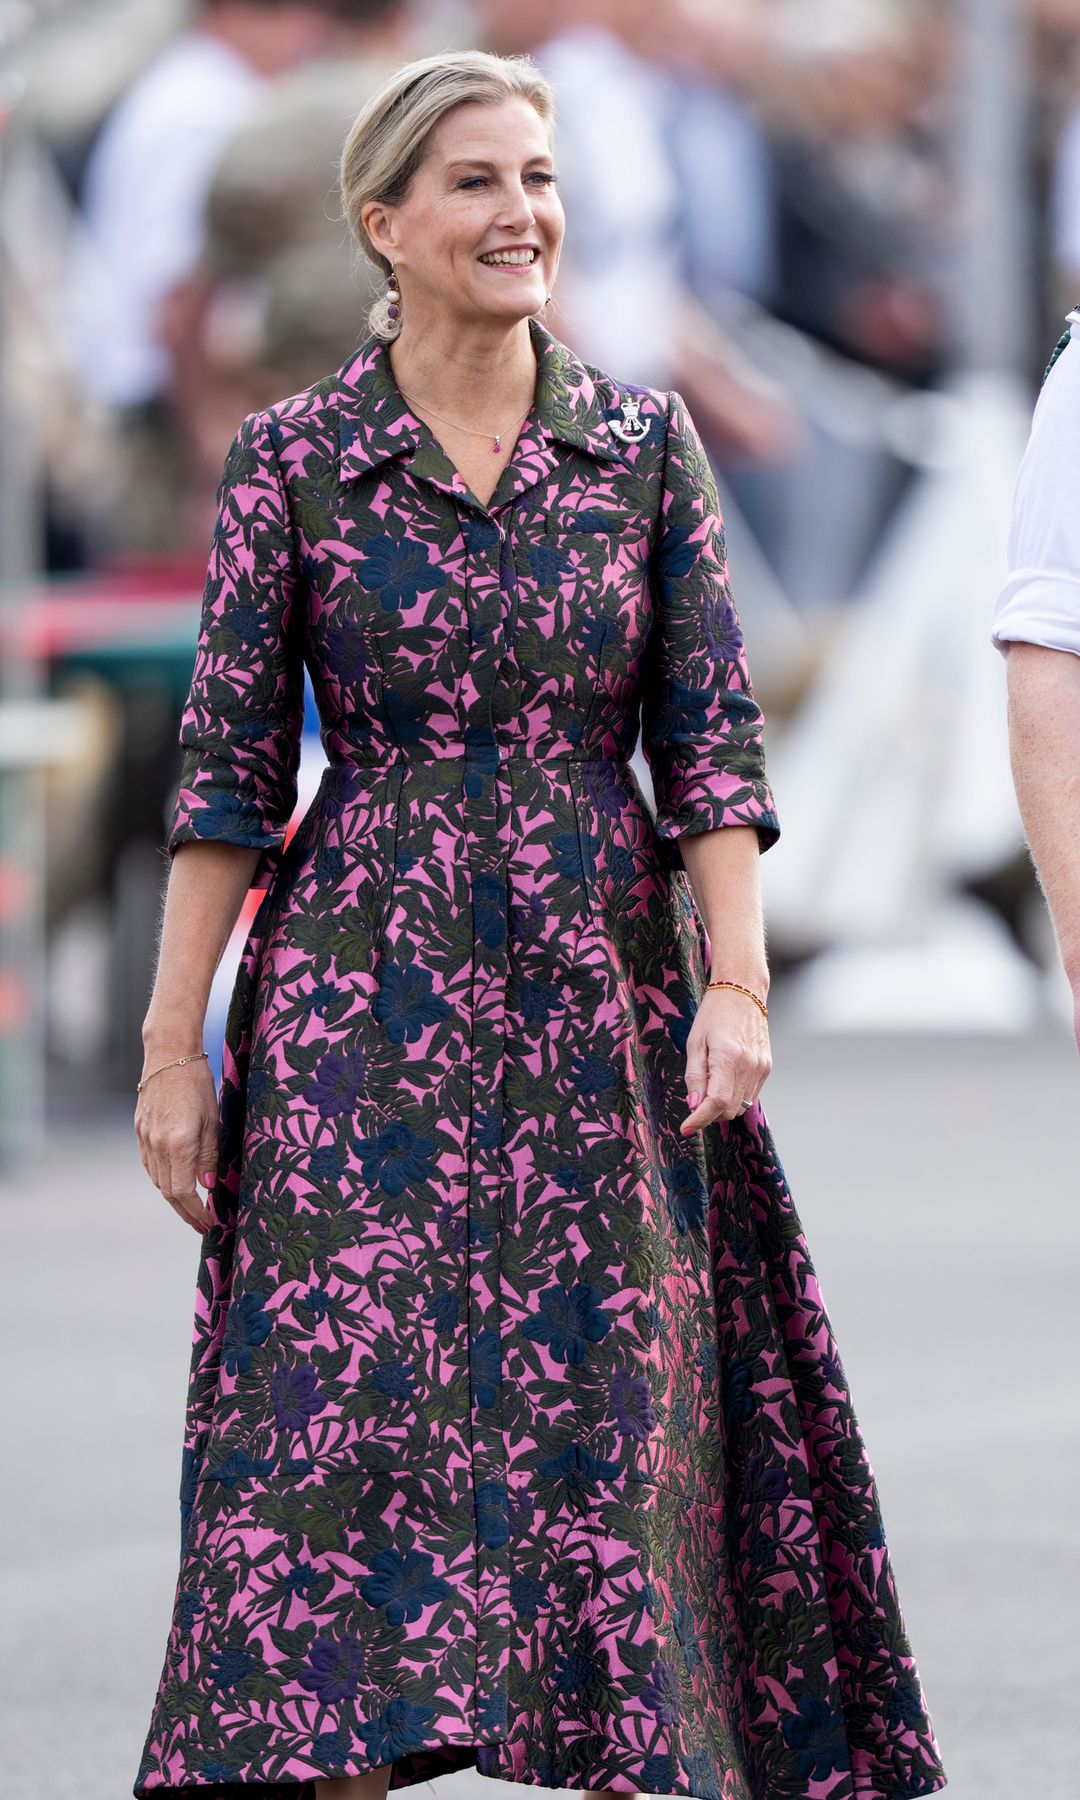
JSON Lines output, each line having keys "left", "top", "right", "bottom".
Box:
{"left": 388, "top": 312, "right": 540, "bottom": 427}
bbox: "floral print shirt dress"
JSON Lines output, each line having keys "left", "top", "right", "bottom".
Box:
{"left": 133, "top": 316, "right": 947, "bottom": 1800}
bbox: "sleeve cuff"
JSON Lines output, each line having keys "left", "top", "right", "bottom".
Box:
{"left": 167, "top": 770, "right": 291, "bottom": 890}
{"left": 650, "top": 764, "right": 782, "bottom": 866}
{"left": 991, "top": 569, "right": 1080, "bottom": 658}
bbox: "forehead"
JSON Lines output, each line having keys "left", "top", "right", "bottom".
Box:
{"left": 427, "top": 96, "right": 553, "bottom": 164}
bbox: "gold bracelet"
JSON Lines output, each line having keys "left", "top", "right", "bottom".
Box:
{"left": 137, "top": 1050, "right": 209, "bottom": 1093}
{"left": 705, "top": 979, "right": 769, "bottom": 1019}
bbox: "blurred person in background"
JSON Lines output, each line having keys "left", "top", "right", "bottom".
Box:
{"left": 761, "top": 0, "right": 953, "bottom": 383}
{"left": 660, "top": 5, "right": 779, "bottom": 318}
{"left": 1043, "top": 5, "right": 1080, "bottom": 323}
{"left": 475, "top": 0, "right": 798, "bottom": 467}
{"left": 67, "top": 0, "right": 352, "bottom": 557}
{"left": 168, "top": 0, "right": 421, "bottom": 507}
{"left": 993, "top": 305, "right": 1080, "bottom": 1050}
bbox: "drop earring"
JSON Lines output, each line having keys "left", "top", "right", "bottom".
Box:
{"left": 386, "top": 266, "right": 401, "bottom": 325}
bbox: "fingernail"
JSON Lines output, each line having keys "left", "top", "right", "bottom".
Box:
{"left": 688, "top": 1091, "right": 700, "bottom": 1109}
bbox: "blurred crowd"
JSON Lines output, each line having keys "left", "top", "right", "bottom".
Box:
{"left": 7, "top": 0, "right": 1077, "bottom": 583}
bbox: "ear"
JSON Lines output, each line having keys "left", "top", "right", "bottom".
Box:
{"left": 361, "top": 200, "right": 397, "bottom": 264}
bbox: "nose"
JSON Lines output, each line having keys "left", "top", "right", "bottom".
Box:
{"left": 498, "top": 183, "right": 539, "bottom": 232}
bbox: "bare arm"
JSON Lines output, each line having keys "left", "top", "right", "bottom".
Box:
{"left": 1004, "top": 641, "right": 1080, "bottom": 1031}
{"left": 641, "top": 385, "right": 780, "bottom": 1134}
{"left": 680, "top": 822, "right": 770, "bottom": 996}
{"left": 678, "top": 824, "right": 772, "bottom": 1135}
{"left": 134, "top": 403, "right": 305, "bottom": 1228}
{"left": 136, "top": 840, "right": 260, "bottom": 1232}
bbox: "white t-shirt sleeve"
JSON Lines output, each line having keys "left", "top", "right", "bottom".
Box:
{"left": 992, "top": 310, "right": 1080, "bottom": 659}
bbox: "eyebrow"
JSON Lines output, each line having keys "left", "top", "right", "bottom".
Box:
{"left": 445, "top": 156, "right": 553, "bottom": 172}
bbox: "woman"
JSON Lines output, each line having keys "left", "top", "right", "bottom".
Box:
{"left": 132, "top": 48, "right": 947, "bottom": 1800}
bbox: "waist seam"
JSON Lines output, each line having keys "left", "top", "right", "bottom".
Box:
{"left": 321, "top": 754, "right": 634, "bottom": 769}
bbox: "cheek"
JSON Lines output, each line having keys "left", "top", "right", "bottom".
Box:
{"left": 440, "top": 205, "right": 488, "bottom": 256}
{"left": 420, "top": 216, "right": 473, "bottom": 271}
{"left": 542, "top": 203, "right": 565, "bottom": 246}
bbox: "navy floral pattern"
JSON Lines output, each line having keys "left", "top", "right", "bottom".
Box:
{"left": 134, "top": 317, "right": 946, "bottom": 1800}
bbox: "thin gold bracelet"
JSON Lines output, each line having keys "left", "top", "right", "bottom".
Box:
{"left": 705, "top": 979, "right": 769, "bottom": 1019}
{"left": 137, "top": 1050, "right": 209, "bottom": 1093}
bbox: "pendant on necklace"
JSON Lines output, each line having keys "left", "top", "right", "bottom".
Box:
{"left": 492, "top": 434, "right": 501, "bottom": 452}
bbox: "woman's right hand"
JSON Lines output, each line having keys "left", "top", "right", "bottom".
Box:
{"left": 135, "top": 1051, "right": 220, "bottom": 1235}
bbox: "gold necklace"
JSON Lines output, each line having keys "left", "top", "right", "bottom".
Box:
{"left": 397, "top": 386, "right": 534, "bottom": 454}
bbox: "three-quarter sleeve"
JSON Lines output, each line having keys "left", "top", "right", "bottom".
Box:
{"left": 166, "top": 407, "right": 305, "bottom": 891}
{"left": 640, "top": 387, "right": 781, "bottom": 869}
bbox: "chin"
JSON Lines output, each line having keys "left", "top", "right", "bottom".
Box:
{"left": 470, "top": 295, "right": 546, "bottom": 326}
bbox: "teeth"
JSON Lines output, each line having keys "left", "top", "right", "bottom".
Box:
{"left": 479, "top": 249, "right": 537, "bottom": 265}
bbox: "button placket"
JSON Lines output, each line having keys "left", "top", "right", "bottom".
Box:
{"left": 455, "top": 495, "right": 514, "bottom": 1723}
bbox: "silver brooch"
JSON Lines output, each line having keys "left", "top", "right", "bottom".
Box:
{"left": 606, "top": 394, "right": 652, "bottom": 444}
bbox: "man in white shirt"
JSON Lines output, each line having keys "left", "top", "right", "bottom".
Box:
{"left": 992, "top": 307, "right": 1080, "bottom": 1045}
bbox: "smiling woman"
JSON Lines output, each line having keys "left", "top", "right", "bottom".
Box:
{"left": 340, "top": 79, "right": 564, "bottom": 503}
{"left": 132, "top": 44, "right": 947, "bottom": 1800}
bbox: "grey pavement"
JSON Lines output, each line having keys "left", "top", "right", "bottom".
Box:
{"left": 3, "top": 1027, "right": 1078, "bottom": 1800}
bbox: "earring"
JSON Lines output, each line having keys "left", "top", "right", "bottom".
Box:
{"left": 386, "top": 266, "right": 401, "bottom": 324}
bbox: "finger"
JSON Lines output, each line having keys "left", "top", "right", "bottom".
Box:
{"left": 684, "top": 1022, "right": 734, "bottom": 1101}
{"left": 196, "top": 1169, "right": 217, "bottom": 1226}
{"left": 684, "top": 1036, "right": 708, "bottom": 1114}
{"left": 169, "top": 1181, "right": 211, "bottom": 1233}
{"left": 681, "top": 1096, "right": 750, "bottom": 1133}
{"left": 197, "top": 1130, "right": 219, "bottom": 1177}
{"left": 729, "top": 1053, "right": 772, "bottom": 1118}
{"left": 724, "top": 1058, "right": 768, "bottom": 1119}
{"left": 133, "top": 1114, "right": 156, "bottom": 1188}
{"left": 197, "top": 1132, "right": 219, "bottom": 1220}
{"left": 142, "top": 1129, "right": 164, "bottom": 1195}
{"left": 681, "top": 1040, "right": 741, "bottom": 1132}
{"left": 165, "top": 1141, "right": 212, "bottom": 1232}
{"left": 704, "top": 1031, "right": 745, "bottom": 1121}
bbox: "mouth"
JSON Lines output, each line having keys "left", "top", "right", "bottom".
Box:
{"left": 476, "top": 246, "right": 542, "bottom": 269}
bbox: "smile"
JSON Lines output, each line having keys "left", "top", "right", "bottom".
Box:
{"left": 477, "top": 248, "right": 539, "bottom": 266}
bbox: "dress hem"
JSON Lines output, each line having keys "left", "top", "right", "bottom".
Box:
{"left": 134, "top": 1734, "right": 949, "bottom": 1800}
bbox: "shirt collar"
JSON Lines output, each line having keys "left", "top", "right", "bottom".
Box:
{"left": 333, "top": 314, "right": 623, "bottom": 484}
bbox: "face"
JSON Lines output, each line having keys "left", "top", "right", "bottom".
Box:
{"left": 362, "top": 96, "right": 564, "bottom": 332}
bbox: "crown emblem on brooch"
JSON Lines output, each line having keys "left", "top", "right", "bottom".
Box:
{"left": 606, "top": 394, "right": 652, "bottom": 444}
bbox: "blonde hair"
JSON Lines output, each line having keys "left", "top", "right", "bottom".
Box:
{"left": 338, "top": 48, "right": 556, "bottom": 341}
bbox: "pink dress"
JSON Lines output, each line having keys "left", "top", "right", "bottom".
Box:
{"left": 134, "top": 316, "right": 947, "bottom": 1800}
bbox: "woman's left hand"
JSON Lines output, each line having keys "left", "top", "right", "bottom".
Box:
{"left": 679, "top": 986, "right": 772, "bottom": 1135}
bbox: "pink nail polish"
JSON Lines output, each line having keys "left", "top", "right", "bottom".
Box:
{"left": 688, "top": 1091, "right": 699, "bottom": 1109}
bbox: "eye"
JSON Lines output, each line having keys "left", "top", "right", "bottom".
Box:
{"left": 456, "top": 172, "right": 559, "bottom": 190}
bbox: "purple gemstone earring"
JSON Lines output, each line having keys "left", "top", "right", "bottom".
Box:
{"left": 386, "top": 266, "right": 400, "bottom": 324}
